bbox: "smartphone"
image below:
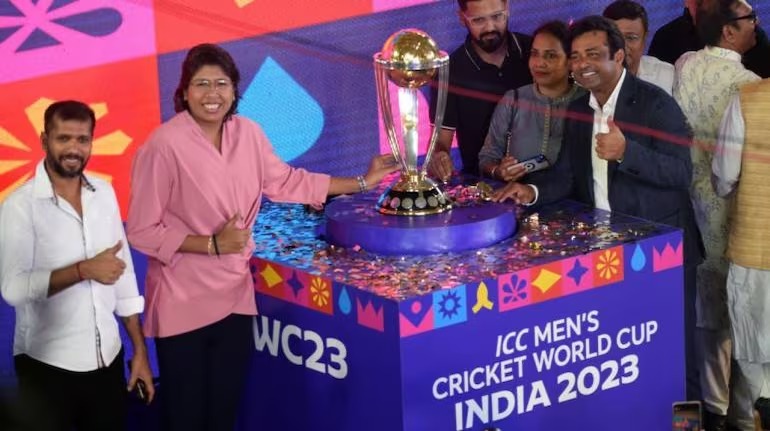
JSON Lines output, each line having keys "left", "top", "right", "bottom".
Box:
{"left": 508, "top": 154, "right": 550, "bottom": 174}
{"left": 126, "top": 360, "right": 148, "bottom": 402}
{"left": 672, "top": 401, "right": 702, "bottom": 431}
{"left": 134, "top": 379, "right": 147, "bottom": 402}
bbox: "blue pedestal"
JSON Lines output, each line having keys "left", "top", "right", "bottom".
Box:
{"left": 240, "top": 201, "right": 685, "bottom": 431}
{"left": 325, "top": 192, "right": 517, "bottom": 255}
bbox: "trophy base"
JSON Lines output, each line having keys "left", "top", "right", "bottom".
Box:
{"left": 325, "top": 192, "right": 517, "bottom": 255}
{"left": 375, "top": 176, "right": 451, "bottom": 216}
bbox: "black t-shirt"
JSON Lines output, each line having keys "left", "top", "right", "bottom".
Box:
{"left": 649, "top": 8, "right": 770, "bottom": 78}
{"left": 431, "top": 31, "right": 533, "bottom": 176}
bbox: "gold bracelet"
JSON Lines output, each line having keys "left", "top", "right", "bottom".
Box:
{"left": 207, "top": 236, "right": 215, "bottom": 256}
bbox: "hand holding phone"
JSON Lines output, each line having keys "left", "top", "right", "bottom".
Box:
{"left": 508, "top": 154, "right": 550, "bottom": 175}
{"left": 126, "top": 359, "right": 154, "bottom": 404}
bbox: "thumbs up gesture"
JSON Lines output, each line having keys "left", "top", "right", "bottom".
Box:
{"left": 81, "top": 241, "right": 127, "bottom": 285}
{"left": 595, "top": 116, "right": 626, "bottom": 161}
{"left": 215, "top": 213, "right": 251, "bottom": 254}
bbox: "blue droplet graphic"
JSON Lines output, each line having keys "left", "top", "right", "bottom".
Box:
{"left": 631, "top": 244, "right": 646, "bottom": 271}
{"left": 338, "top": 287, "right": 352, "bottom": 315}
{"left": 239, "top": 57, "right": 324, "bottom": 161}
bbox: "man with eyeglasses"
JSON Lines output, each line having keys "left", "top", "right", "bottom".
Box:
{"left": 673, "top": 1, "right": 762, "bottom": 430}
{"left": 649, "top": 0, "right": 770, "bottom": 78}
{"left": 603, "top": 0, "right": 675, "bottom": 95}
{"left": 428, "top": 0, "right": 532, "bottom": 181}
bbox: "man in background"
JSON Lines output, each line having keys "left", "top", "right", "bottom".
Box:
{"left": 713, "top": 78, "right": 770, "bottom": 431}
{"left": 603, "top": 0, "right": 675, "bottom": 94}
{"left": 650, "top": 0, "right": 770, "bottom": 78}
{"left": 673, "top": 1, "right": 761, "bottom": 429}
{"left": 428, "top": 0, "right": 532, "bottom": 180}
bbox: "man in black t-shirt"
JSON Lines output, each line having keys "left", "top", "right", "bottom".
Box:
{"left": 428, "top": 0, "right": 532, "bottom": 179}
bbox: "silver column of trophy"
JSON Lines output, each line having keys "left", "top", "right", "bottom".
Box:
{"left": 373, "top": 29, "right": 451, "bottom": 216}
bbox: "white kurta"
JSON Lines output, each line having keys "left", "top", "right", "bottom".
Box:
{"left": 713, "top": 94, "right": 770, "bottom": 364}
{"left": 674, "top": 46, "right": 760, "bottom": 330}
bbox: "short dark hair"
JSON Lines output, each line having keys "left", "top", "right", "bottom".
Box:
{"left": 43, "top": 100, "right": 95, "bottom": 135}
{"left": 602, "top": 0, "right": 649, "bottom": 34}
{"left": 533, "top": 20, "right": 570, "bottom": 55}
{"left": 173, "top": 43, "right": 241, "bottom": 122}
{"left": 457, "top": 0, "right": 507, "bottom": 12}
{"left": 568, "top": 15, "right": 626, "bottom": 59}
{"left": 696, "top": 0, "right": 741, "bottom": 47}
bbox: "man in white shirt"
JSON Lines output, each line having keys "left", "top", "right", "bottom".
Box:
{"left": 603, "top": 0, "right": 675, "bottom": 95}
{"left": 0, "top": 100, "right": 155, "bottom": 430}
{"left": 492, "top": 14, "right": 701, "bottom": 404}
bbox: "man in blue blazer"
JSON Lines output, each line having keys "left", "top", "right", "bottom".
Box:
{"left": 494, "top": 15, "right": 703, "bottom": 401}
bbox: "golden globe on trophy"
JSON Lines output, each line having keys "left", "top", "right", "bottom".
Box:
{"left": 374, "top": 29, "right": 451, "bottom": 216}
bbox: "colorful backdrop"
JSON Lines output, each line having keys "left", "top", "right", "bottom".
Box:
{"left": 1, "top": 0, "right": 769, "bottom": 387}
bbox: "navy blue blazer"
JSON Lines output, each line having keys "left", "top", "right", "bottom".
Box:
{"left": 533, "top": 72, "right": 703, "bottom": 266}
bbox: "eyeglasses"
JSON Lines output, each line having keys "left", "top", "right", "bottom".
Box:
{"left": 731, "top": 11, "right": 758, "bottom": 24}
{"left": 190, "top": 78, "right": 233, "bottom": 92}
{"left": 622, "top": 33, "right": 643, "bottom": 43}
{"left": 463, "top": 10, "right": 508, "bottom": 28}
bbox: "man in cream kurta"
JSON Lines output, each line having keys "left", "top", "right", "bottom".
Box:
{"left": 713, "top": 80, "right": 770, "bottom": 431}
{"left": 673, "top": 1, "right": 760, "bottom": 428}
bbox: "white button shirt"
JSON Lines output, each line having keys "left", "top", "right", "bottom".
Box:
{"left": 0, "top": 161, "right": 143, "bottom": 372}
{"left": 638, "top": 55, "right": 675, "bottom": 96}
{"left": 588, "top": 68, "right": 627, "bottom": 212}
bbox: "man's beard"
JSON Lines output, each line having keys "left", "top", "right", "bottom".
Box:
{"left": 46, "top": 153, "right": 87, "bottom": 178}
{"left": 473, "top": 30, "right": 505, "bottom": 53}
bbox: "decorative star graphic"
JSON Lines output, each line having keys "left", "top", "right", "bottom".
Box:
{"left": 438, "top": 290, "right": 461, "bottom": 319}
{"left": 597, "top": 249, "right": 620, "bottom": 280}
{"left": 567, "top": 259, "right": 589, "bottom": 286}
{"left": 287, "top": 270, "right": 304, "bottom": 298}
{"left": 310, "top": 277, "right": 330, "bottom": 307}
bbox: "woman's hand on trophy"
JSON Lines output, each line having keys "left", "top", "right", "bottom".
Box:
{"left": 497, "top": 156, "right": 526, "bottom": 182}
{"left": 428, "top": 150, "right": 454, "bottom": 182}
{"left": 489, "top": 182, "right": 536, "bottom": 205}
{"left": 364, "top": 154, "right": 399, "bottom": 190}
